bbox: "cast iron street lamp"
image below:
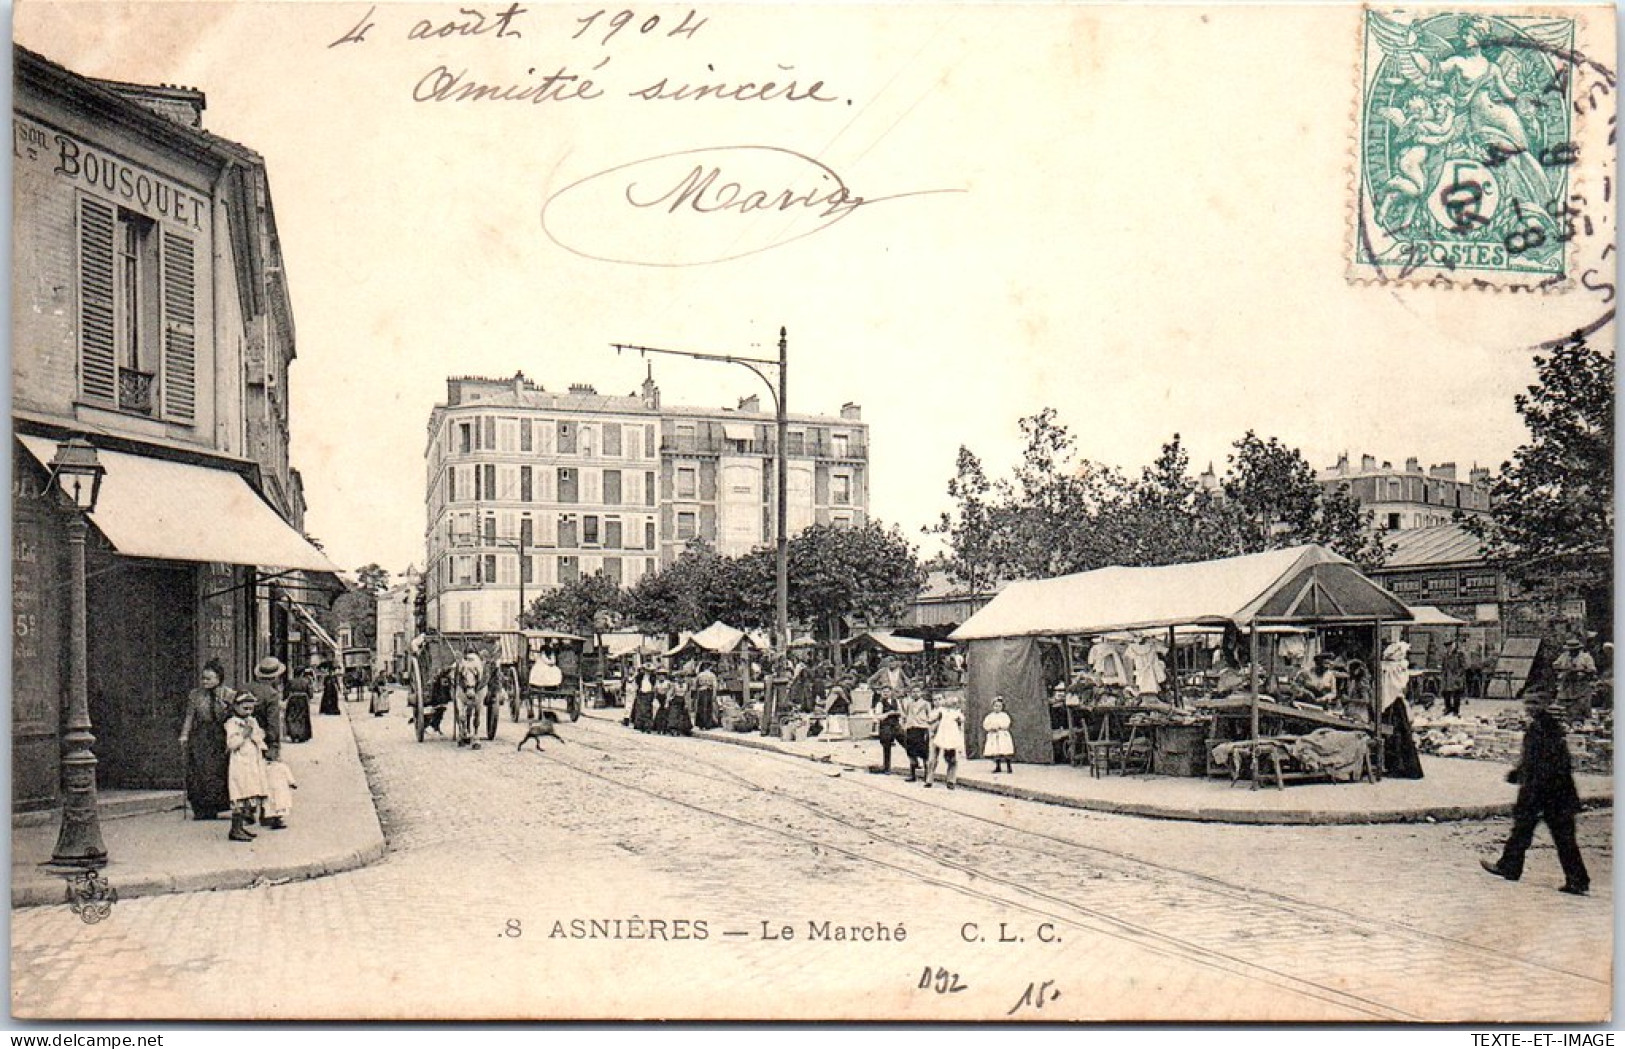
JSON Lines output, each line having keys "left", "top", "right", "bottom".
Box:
{"left": 45, "top": 437, "right": 108, "bottom": 869}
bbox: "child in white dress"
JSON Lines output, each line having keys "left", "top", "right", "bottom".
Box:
{"left": 982, "top": 696, "right": 1015, "bottom": 774}
{"left": 926, "top": 695, "right": 966, "bottom": 790}
{"left": 225, "top": 693, "right": 269, "bottom": 843}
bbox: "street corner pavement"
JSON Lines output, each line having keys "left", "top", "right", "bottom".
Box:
{"left": 11, "top": 704, "right": 385, "bottom": 908}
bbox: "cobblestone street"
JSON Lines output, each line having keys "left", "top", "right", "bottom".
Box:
{"left": 12, "top": 708, "right": 1612, "bottom": 1021}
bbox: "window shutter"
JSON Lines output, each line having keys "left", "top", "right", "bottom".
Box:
{"left": 76, "top": 196, "right": 118, "bottom": 405}
{"left": 160, "top": 230, "right": 197, "bottom": 423}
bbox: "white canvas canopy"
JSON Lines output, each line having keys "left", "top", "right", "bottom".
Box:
{"left": 1404, "top": 605, "right": 1468, "bottom": 626}
{"left": 951, "top": 545, "right": 1411, "bottom": 641}
{"left": 843, "top": 629, "right": 956, "bottom": 655}
{"left": 666, "top": 621, "right": 749, "bottom": 656}
{"left": 601, "top": 632, "right": 666, "bottom": 658}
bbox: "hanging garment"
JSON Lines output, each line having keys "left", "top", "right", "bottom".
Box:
{"left": 1088, "top": 641, "right": 1129, "bottom": 686}
{"left": 1380, "top": 640, "right": 1411, "bottom": 711}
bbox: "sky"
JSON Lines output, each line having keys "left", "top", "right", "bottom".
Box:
{"left": 13, "top": 2, "right": 1617, "bottom": 577}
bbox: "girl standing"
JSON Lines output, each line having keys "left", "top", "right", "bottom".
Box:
{"left": 982, "top": 696, "right": 1015, "bottom": 774}
{"left": 225, "top": 693, "right": 270, "bottom": 843}
{"left": 927, "top": 695, "right": 966, "bottom": 790}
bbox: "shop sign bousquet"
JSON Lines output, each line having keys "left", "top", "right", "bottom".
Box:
{"left": 13, "top": 115, "right": 208, "bottom": 232}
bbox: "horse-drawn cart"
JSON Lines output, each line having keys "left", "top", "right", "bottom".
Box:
{"left": 407, "top": 632, "right": 508, "bottom": 746}
{"left": 517, "top": 629, "right": 588, "bottom": 722}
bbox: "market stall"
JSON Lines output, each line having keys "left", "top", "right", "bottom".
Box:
{"left": 949, "top": 545, "right": 1414, "bottom": 784}
{"left": 666, "top": 620, "right": 765, "bottom": 720}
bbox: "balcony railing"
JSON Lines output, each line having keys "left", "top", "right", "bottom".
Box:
{"left": 118, "top": 367, "right": 155, "bottom": 415}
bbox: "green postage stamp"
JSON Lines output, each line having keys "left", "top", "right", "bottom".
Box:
{"left": 1354, "top": 10, "right": 1579, "bottom": 285}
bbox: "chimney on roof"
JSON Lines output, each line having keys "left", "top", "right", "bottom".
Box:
{"left": 1405, "top": 457, "right": 1422, "bottom": 473}
{"left": 569, "top": 383, "right": 597, "bottom": 396}
{"left": 1361, "top": 454, "right": 1377, "bottom": 472}
{"left": 840, "top": 402, "right": 862, "bottom": 421}
{"left": 1330, "top": 452, "right": 1349, "bottom": 476}
{"left": 513, "top": 372, "right": 527, "bottom": 398}
{"left": 641, "top": 361, "right": 660, "bottom": 410}
{"left": 446, "top": 378, "right": 463, "bottom": 406}
{"left": 1429, "top": 462, "right": 1458, "bottom": 480}
{"left": 737, "top": 394, "right": 761, "bottom": 413}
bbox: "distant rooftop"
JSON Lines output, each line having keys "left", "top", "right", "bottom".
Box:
{"left": 1380, "top": 523, "right": 1490, "bottom": 569}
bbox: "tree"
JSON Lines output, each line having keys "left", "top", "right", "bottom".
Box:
{"left": 786, "top": 522, "right": 926, "bottom": 645}
{"left": 934, "top": 414, "right": 1389, "bottom": 584}
{"left": 1223, "top": 432, "right": 1388, "bottom": 568}
{"left": 355, "top": 563, "right": 391, "bottom": 594}
{"left": 1466, "top": 333, "right": 1613, "bottom": 613}
{"left": 523, "top": 572, "right": 629, "bottom": 637}
{"left": 928, "top": 446, "right": 1003, "bottom": 595}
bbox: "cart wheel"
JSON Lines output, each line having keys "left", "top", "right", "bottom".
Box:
{"left": 411, "top": 659, "right": 426, "bottom": 743}
{"left": 507, "top": 667, "right": 522, "bottom": 723}
{"left": 568, "top": 691, "right": 582, "bottom": 722}
{"left": 485, "top": 696, "right": 500, "bottom": 740}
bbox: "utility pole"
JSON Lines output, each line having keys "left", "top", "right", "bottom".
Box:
{"left": 611, "top": 329, "right": 791, "bottom": 665}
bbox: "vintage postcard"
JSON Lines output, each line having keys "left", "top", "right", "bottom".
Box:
{"left": 8, "top": 0, "right": 1616, "bottom": 1025}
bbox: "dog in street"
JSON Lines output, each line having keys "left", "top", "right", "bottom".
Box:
{"left": 517, "top": 711, "right": 565, "bottom": 752}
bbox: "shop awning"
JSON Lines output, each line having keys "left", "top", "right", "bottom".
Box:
{"left": 951, "top": 545, "right": 1412, "bottom": 641}
{"left": 18, "top": 435, "right": 338, "bottom": 573}
{"left": 289, "top": 601, "right": 340, "bottom": 653}
{"left": 668, "top": 621, "right": 749, "bottom": 656}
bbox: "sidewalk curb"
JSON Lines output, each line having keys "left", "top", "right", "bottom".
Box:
{"left": 677, "top": 721, "right": 1613, "bottom": 826}
{"left": 12, "top": 706, "right": 388, "bottom": 908}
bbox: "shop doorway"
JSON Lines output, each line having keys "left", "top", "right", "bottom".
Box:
{"left": 87, "top": 560, "right": 196, "bottom": 789}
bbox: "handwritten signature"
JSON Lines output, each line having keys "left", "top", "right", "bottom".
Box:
{"left": 541, "top": 145, "right": 962, "bottom": 266}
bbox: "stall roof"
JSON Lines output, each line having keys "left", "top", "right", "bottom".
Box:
{"left": 843, "top": 629, "right": 956, "bottom": 655}
{"left": 601, "top": 632, "right": 666, "bottom": 657}
{"left": 667, "top": 621, "right": 749, "bottom": 656}
{"left": 950, "top": 545, "right": 1412, "bottom": 641}
{"left": 1405, "top": 604, "right": 1469, "bottom": 626}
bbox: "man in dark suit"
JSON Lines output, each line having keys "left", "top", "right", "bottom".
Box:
{"left": 1481, "top": 691, "right": 1590, "bottom": 895}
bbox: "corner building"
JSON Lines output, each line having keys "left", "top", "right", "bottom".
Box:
{"left": 11, "top": 47, "right": 334, "bottom": 813}
{"left": 424, "top": 373, "right": 869, "bottom": 633}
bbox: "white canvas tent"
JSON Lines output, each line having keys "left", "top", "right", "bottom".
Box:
{"left": 666, "top": 621, "right": 752, "bottom": 656}
{"left": 949, "top": 546, "right": 1413, "bottom": 766}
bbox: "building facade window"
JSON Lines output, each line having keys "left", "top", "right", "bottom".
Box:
{"left": 558, "top": 422, "right": 576, "bottom": 454}
{"left": 604, "top": 469, "right": 622, "bottom": 505}
{"left": 604, "top": 518, "right": 622, "bottom": 549}
{"left": 645, "top": 520, "right": 656, "bottom": 550}
{"left": 559, "top": 514, "right": 578, "bottom": 548}
{"left": 832, "top": 433, "right": 849, "bottom": 458}
{"left": 558, "top": 467, "right": 578, "bottom": 503}
{"left": 583, "top": 515, "right": 600, "bottom": 546}
{"left": 677, "top": 466, "right": 697, "bottom": 499}
{"left": 677, "top": 511, "right": 698, "bottom": 540}
{"left": 604, "top": 424, "right": 622, "bottom": 457}
{"left": 559, "top": 556, "right": 579, "bottom": 585}
{"left": 832, "top": 473, "right": 852, "bottom": 505}
{"left": 520, "top": 465, "right": 533, "bottom": 502}
{"left": 77, "top": 197, "right": 197, "bottom": 422}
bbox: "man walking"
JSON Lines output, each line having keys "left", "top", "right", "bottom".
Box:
{"left": 1440, "top": 638, "right": 1468, "bottom": 717}
{"left": 1481, "top": 690, "right": 1590, "bottom": 895}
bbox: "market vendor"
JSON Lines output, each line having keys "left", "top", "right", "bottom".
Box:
{"left": 1288, "top": 653, "right": 1339, "bottom": 707}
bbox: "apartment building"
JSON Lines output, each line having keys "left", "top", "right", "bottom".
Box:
{"left": 424, "top": 373, "right": 869, "bottom": 634}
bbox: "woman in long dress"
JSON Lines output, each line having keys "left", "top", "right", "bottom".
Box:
{"left": 179, "top": 660, "right": 234, "bottom": 820}
{"left": 284, "top": 667, "right": 314, "bottom": 743}
{"left": 319, "top": 664, "right": 342, "bottom": 715}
